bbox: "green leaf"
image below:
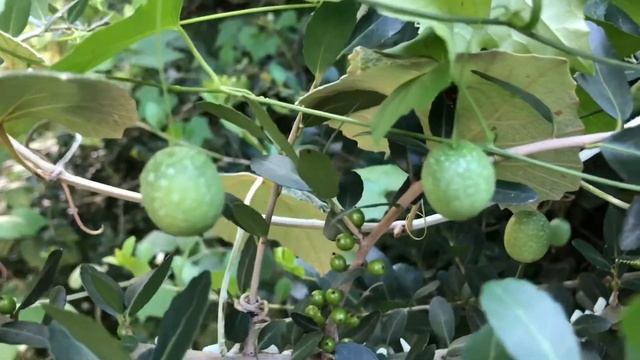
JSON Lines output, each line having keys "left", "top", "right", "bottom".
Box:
{"left": 601, "top": 126, "right": 640, "bottom": 185}
{"left": 222, "top": 194, "right": 269, "bottom": 237}
{"left": 492, "top": 180, "right": 538, "bottom": 206}
{"left": 372, "top": 64, "right": 450, "bottom": 139}
{"left": 571, "top": 239, "right": 612, "bottom": 271}
{"left": 335, "top": 343, "right": 378, "bottom": 359}
{"left": 52, "top": 0, "right": 184, "bottom": 72}
{"left": 429, "top": 296, "right": 455, "bottom": 345}
{"left": 303, "top": 0, "right": 358, "bottom": 77}
{"left": 42, "top": 305, "right": 129, "bottom": 360}
{"left": 258, "top": 319, "right": 286, "bottom": 350}
{"left": 622, "top": 295, "right": 640, "bottom": 355}
{"left": 198, "top": 102, "right": 266, "bottom": 141}
{"left": 67, "top": 0, "right": 89, "bottom": 23}
{"left": 273, "top": 247, "right": 305, "bottom": 278}
{"left": 152, "top": 271, "right": 211, "bottom": 360}
{"left": 0, "top": 207, "right": 47, "bottom": 240}
{"left": 124, "top": 254, "right": 173, "bottom": 317}
{"left": 291, "top": 332, "right": 322, "bottom": 360}
{"left": 247, "top": 101, "right": 297, "bottom": 161}
{"left": 237, "top": 237, "right": 256, "bottom": 293}
{"left": 79, "top": 265, "right": 124, "bottom": 317}
{"left": 17, "top": 249, "right": 62, "bottom": 313}
{"left": 251, "top": 154, "right": 310, "bottom": 191}
{"left": 0, "top": 0, "right": 31, "bottom": 36}
{"left": 572, "top": 314, "right": 612, "bottom": 337}
{"left": 354, "top": 164, "right": 407, "bottom": 219}
{"left": 620, "top": 197, "right": 640, "bottom": 251}
{"left": 0, "top": 30, "right": 46, "bottom": 67}
{"left": 452, "top": 51, "right": 583, "bottom": 204}
{"left": 47, "top": 322, "right": 99, "bottom": 360}
{"left": 0, "top": 71, "right": 138, "bottom": 138}
{"left": 382, "top": 309, "right": 407, "bottom": 345}
{"left": 463, "top": 325, "right": 512, "bottom": 360}
{"left": 224, "top": 307, "right": 251, "bottom": 343}
{"left": 479, "top": 278, "right": 581, "bottom": 360}
{"left": 297, "top": 148, "right": 339, "bottom": 199}
{"left": 342, "top": 13, "right": 405, "bottom": 56}
{"left": 291, "top": 313, "right": 320, "bottom": 333}
{"left": 338, "top": 171, "right": 364, "bottom": 209}
{"left": 42, "top": 286, "right": 66, "bottom": 325}
{"left": 590, "top": 18, "right": 640, "bottom": 58}
{"left": 342, "top": 311, "right": 381, "bottom": 343}
{"left": 612, "top": 0, "right": 640, "bottom": 25}
{"left": 0, "top": 321, "right": 49, "bottom": 348}
{"left": 370, "top": 0, "right": 491, "bottom": 20}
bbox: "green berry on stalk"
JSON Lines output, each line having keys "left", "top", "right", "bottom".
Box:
{"left": 324, "top": 288, "right": 344, "bottom": 306}
{"left": 330, "top": 307, "right": 348, "bottom": 325}
{"left": 309, "top": 290, "right": 325, "bottom": 308}
{"left": 346, "top": 314, "right": 360, "bottom": 328}
{"left": 548, "top": 218, "right": 571, "bottom": 247}
{"left": 320, "top": 337, "right": 336, "bottom": 353}
{"left": 367, "top": 259, "right": 386, "bottom": 276}
{"left": 304, "top": 304, "right": 321, "bottom": 318}
{"left": 504, "top": 211, "right": 551, "bottom": 263}
{"left": 0, "top": 295, "right": 16, "bottom": 315}
{"left": 330, "top": 254, "right": 348, "bottom": 272}
{"left": 140, "top": 146, "right": 225, "bottom": 236}
{"left": 336, "top": 233, "right": 356, "bottom": 251}
{"left": 421, "top": 141, "right": 496, "bottom": 221}
{"left": 312, "top": 313, "right": 326, "bottom": 327}
{"left": 347, "top": 209, "right": 365, "bottom": 228}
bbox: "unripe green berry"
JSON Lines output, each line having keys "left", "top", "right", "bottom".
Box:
{"left": 330, "top": 307, "right": 348, "bottom": 325}
{"left": 347, "top": 209, "right": 365, "bottom": 228}
{"left": 504, "top": 211, "right": 551, "bottom": 263}
{"left": 320, "top": 337, "right": 336, "bottom": 353}
{"left": 367, "top": 259, "right": 386, "bottom": 276}
{"left": 548, "top": 218, "right": 571, "bottom": 247}
{"left": 324, "top": 288, "right": 344, "bottom": 306}
{"left": 330, "top": 254, "right": 348, "bottom": 272}
{"left": 309, "top": 290, "right": 325, "bottom": 308}
{"left": 336, "top": 233, "right": 356, "bottom": 251}
{"left": 0, "top": 295, "right": 17, "bottom": 315}
{"left": 304, "top": 304, "right": 321, "bottom": 318}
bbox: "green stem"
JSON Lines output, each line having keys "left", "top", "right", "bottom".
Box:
{"left": 580, "top": 180, "right": 631, "bottom": 209}
{"left": 179, "top": 3, "right": 317, "bottom": 26}
{"left": 515, "top": 264, "right": 525, "bottom": 278}
{"left": 177, "top": 26, "right": 220, "bottom": 85}
{"left": 106, "top": 75, "right": 219, "bottom": 93}
{"left": 486, "top": 146, "right": 640, "bottom": 192}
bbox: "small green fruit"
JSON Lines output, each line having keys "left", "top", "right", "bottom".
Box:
{"left": 0, "top": 295, "right": 16, "bottom": 315}
{"left": 347, "top": 209, "right": 365, "bottom": 228}
{"left": 312, "top": 313, "right": 326, "bottom": 327}
{"left": 367, "top": 259, "right": 386, "bottom": 276}
{"left": 140, "top": 146, "right": 224, "bottom": 236}
{"left": 320, "top": 337, "right": 336, "bottom": 353}
{"left": 422, "top": 141, "right": 496, "bottom": 220}
{"left": 330, "top": 254, "right": 348, "bottom": 272}
{"left": 548, "top": 218, "right": 571, "bottom": 247}
{"left": 324, "top": 288, "right": 344, "bottom": 306}
{"left": 346, "top": 314, "right": 360, "bottom": 328}
{"left": 504, "top": 211, "right": 551, "bottom": 263}
{"left": 336, "top": 233, "right": 356, "bottom": 251}
{"left": 309, "top": 290, "right": 325, "bottom": 308}
{"left": 330, "top": 307, "right": 348, "bottom": 325}
{"left": 304, "top": 304, "right": 321, "bottom": 318}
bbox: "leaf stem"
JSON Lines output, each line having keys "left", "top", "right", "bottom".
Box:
{"left": 179, "top": 3, "right": 317, "bottom": 26}
{"left": 580, "top": 180, "right": 630, "bottom": 209}
{"left": 177, "top": 26, "right": 220, "bottom": 86}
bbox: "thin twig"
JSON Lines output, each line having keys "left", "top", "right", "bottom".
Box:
{"left": 580, "top": 181, "right": 630, "bottom": 209}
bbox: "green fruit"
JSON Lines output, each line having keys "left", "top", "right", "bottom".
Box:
{"left": 140, "top": 146, "right": 224, "bottom": 236}
{"left": 548, "top": 218, "right": 571, "bottom": 247}
{"left": 320, "top": 337, "right": 336, "bottom": 353}
{"left": 312, "top": 313, "right": 326, "bottom": 327}
{"left": 367, "top": 259, "right": 386, "bottom": 276}
{"left": 336, "top": 233, "right": 356, "bottom": 251}
{"left": 504, "top": 211, "right": 551, "bottom": 263}
{"left": 0, "top": 295, "right": 16, "bottom": 315}
{"left": 347, "top": 209, "right": 365, "bottom": 228}
{"left": 304, "top": 304, "right": 321, "bottom": 318}
{"left": 309, "top": 290, "right": 325, "bottom": 308}
{"left": 346, "top": 314, "right": 360, "bottom": 328}
{"left": 330, "top": 307, "right": 348, "bottom": 325}
{"left": 422, "top": 141, "right": 496, "bottom": 220}
{"left": 324, "top": 288, "right": 344, "bottom": 306}
{"left": 330, "top": 254, "right": 348, "bottom": 272}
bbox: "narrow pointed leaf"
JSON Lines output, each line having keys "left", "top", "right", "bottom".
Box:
{"left": 297, "top": 149, "right": 339, "bottom": 199}
{"left": 250, "top": 154, "right": 310, "bottom": 191}
{"left": 48, "top": 322, "right": 99, "bottom": 360}
{"left": 572, "top": 239, "right": 612, "bottom": 271}
{"left": 125, "top": 254, "right": 173, "bottom": 317}
{"left": 17, "top": 249, "right": 62, "bottom": 312}
{"left": 222, "top": 194, "right": 269, "bottom": 237}
{"left": 291, "top": 332, "right": 322, "bottom": 360}
{"left": 80, "top": 265, "right": 124, "bottom": 316}
{"left": 247, "top": 100, "right": 297, "bottom": 161}
{"left": 43, "top": 286, "right": 67, "bottom": 325}
{"left": 601, "top": 126, "right": 640, "bottom": 184}
{"left": 198, "top": 102, "right": 266, "bottom": 141}
{"left": 429, "top": 296, "right": 455, "bottom": 345}
{"left": 620, "top": 197, "right": 640, "bottom": 251}
{"left": 0, "top": 0, "right": 31, "bottom": 36}
{"left": 0, "top": 321, "right": 49, "bottom": 348}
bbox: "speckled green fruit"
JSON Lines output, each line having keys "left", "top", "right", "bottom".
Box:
{"left": 140, "top": 146, "right": 224, "bottom": 236}
{"left": 0, "top": 295, "right": 16, "bottom": 314}
{"left": 504, "top": 211, "right": 551, "bottom": 263}
{"left": 422, "top": 141, "right": 495, "bottom": 221}
{"left": 548, "top": 218, "right": 571, "bottom": 247}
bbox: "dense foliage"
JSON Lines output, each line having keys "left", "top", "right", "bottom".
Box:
{"left": 0, "top": 0, "right": 639, "bottom": 359}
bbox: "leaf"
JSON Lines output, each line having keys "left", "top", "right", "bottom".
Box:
{"left": 291, "top": 313, "right": 320, "bottom": 332}
{"left": 575, "top": 22, "right": 632, "bottom": 122}
{"left": 198, "top": 102, "right": 266, "bottom": 141}
{"left": 250, "top": 154, "right": 310, "bottom": 191}
{"left": 213, "top": 173, "right": 335, "bottom": 273}
{"left": 301, "top": 89, "right": 386, "bottom": 127}
{"left": 453, "top": 51, "right": 584, "bottom": 204}
{"left": 413, "top": 280, "right": 441, "bottom": 300}
{"left": 612, "top": 0, "right": 640, "bottom": 25}
{"left": 297, "top": 149, "right": 339, "bottom": 199}
{"left": 590, "top": 18, "right": 640, "bottom": 58}
{"left": 47, "top": 322, "right": 99, "bottom": 360}
{"left": 273, "top": 247, "right": 305, "bottom": 278}
{"left": 601, "top": 126, "right": 640, "bottom": 184}
{"left": 335, "top": 343, "right": 378, "bottom": 359}
{"left": 0, "top": 321, "right": 49, "bottom": 348}
{"left": 342, "top": 12, "right": 405, "bottom": 55}
{"left": 124, "top": 254, "right": 173, "bottom": 317}
{"left": 80, "top": 265, "right": 124, "bottom": 316}
{"left": 224, "top": 307, "right": 250, "bottom": 343}
{"left": 43, "top": 286, "right": 67, "bottom": 325}
{"left": 572, "top": 239, "right": 612, "bottom": 271}
{"left": 152, "top": 271, "right": 211, "bottom": 360}
{"left": 53, "top": 0, "right": 183, "bottom": 72}
{"left": 17, "top": 249, "right": 62, "bottom": 313}
{"left": 42, "top": 305, "right": 129, "bottom": 360}
{"left": 303, "top": 0, "right": 358, "bottom": 77}
{"left": 471, "top": 70, "right": 553, "bottom": 124}
{"left": 355, "top": 164, "right": 408, "bottom": 219}
{"left": 622, "top": 295, "right": 640, "bottom": 355}
{"left": 258, "top": 319, "right": 286, "bottom": 350}
{"left": 429, "top": 296, "right": 455, "bottom": 345}
{"left": 0, "top": 71, "right": 138, "bottom": 138}
{"left": 342, "top": 311, "right": 380, "bottom": 343}
{"left": 479, "top": 278, "right": 581, "bottom": 360}
{"left": 572, "top": 314, "right": 612, "bottom": 337}
{"left": 463, "top": 324, "right": 511, "bottom": 360}
{"left": 370, "top": 0, "right": 491, "bottom": 20}
{"left": 620, "top": 197, "right": 640, "bottom": 251}
{"left": 338, "top": 171, "right": 364, "bottom": 209}
{"left": 382, "top": 309, "right": 407, "bottom": 345}
{"left": 247, "top": 100, "right": 297, "bottom": 161}
{"left": 372, "top": 64, "right": 450, "bottom": 139}
{"left": 291, "top": 332, "right": 322, "bottom": 360}
{"left": 492, "top": 180, "right": 539, "bottom": 206}
{"left": 0, "top": 30, "right": 46, "bottom": 68}
{"left": 67, "top": 0, "right": 89, "bottom": 23}
{"left": 0, "top": 207, "right": 47, "bottom": 240}
{"left": 0, "top": 0, "right": 31, "bottom": 36}
{"left": 222, "top": 194, "right": 269, "bottom": 237}
{"left": 237, "top": 237, "right": 256, "bottom": 292}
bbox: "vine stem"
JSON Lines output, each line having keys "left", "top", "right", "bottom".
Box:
{"left": 179, "top": 3, "right": 317, "bottom": 26}
{"left": 580, "top": 180, "right": 630, "bottom": 209}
